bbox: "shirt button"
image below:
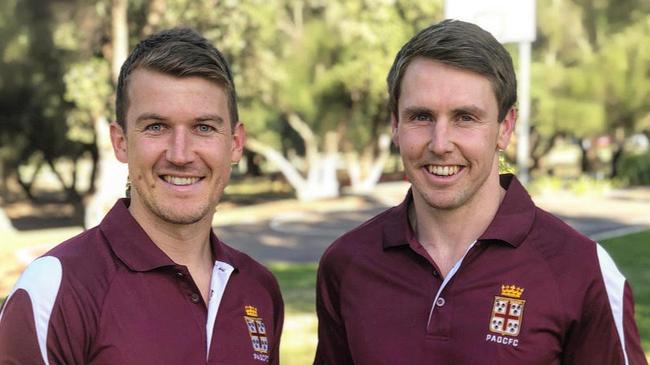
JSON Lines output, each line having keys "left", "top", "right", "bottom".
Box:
{"left": 175, "top": 271, "right": 184, "bottom": 279}
{"left": 436, "top": 297, "right": 446, "bottom": 307}
{"left": 190, "top": 293, "right": 201, "bottom": 303}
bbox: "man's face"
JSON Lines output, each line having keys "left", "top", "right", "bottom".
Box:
{"left": 391, "top": 58, "right": 515, "bottom": 212}
{"left": 110, "top": 68, "right": 245, "bottom": 226}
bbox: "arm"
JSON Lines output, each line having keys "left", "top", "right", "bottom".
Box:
{"left": 313, "top": 251, "right": 354, "bottom": 365}
{"left": 562, "top": 245, "right": 647, "bottom": 365}
{"left": 0, "top": 256, "right": 89, "bottom": 365}
{"left": 0, "top": 291, "right": 48, "bottom": 365}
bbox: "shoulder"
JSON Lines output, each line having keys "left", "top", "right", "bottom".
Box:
{"left": 45, "top": 226, "right": 119, "bottom": 290}
{"left": 526, "top": 207, "right": 625, "bottom": 298}
{"left": 8, "top": 226, "right": 121, "bottom": 322}
{"left": 320, "top": 206, "right": 398, "bottom": 274}
{"left": 527, "top": 207, "right": 599, "bottom": 261}
{"left": 0, "top": 227, "right": 118, "bottom": 360}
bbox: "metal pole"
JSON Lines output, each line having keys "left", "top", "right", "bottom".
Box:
{"left": 517, "top": 41, "right": 531, "bottom": 185}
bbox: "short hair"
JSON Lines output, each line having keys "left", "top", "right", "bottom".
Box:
{"left": 115, "top": 27, "right": 239, "bottom": 129}
{"left": 387, "top": 19, "right": 517, "bottom": 122}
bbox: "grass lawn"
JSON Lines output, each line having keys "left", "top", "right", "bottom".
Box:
{"left": 2, "top": 230, "right": 649, "bottom": 362}
{"left": 601, "top": 229, "right": 650, "bottom": 356}
{"left": 269, "top": 262, "right": 318, "bottom": 365}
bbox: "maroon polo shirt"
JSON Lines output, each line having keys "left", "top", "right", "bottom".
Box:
{"left": 315, "top": 174, "right": 646, "bottom": 365}
{"left": 0, "top": 199, "right": 283, "bottom": 365}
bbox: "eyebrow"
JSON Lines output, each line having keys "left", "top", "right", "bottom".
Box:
{"left": 451, "top": 105, "right": 487, "bottom": 117}
{"left": 135, "top": 113, "right": 226, "bottom": 125}
{"left": 401, "top": 106, "right": 434, "bottom": 117}
{"left": 401, "top": 105, "right": 487, "bottom": 118}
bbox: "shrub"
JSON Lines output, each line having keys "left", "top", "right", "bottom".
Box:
{"left": 617, "top": 151, "right": 650, "bottom": 186}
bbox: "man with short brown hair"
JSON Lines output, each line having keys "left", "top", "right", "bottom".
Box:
{"left": 314, "top": 19, "right": 646, "bottom": 365}
{"left": 0, "top": 28, "right": 283, "bottom": 365}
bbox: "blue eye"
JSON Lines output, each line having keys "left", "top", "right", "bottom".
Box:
{"left": 413, "top": 113, "right": 432, "bottom": 122}
{"left": 146, "top": 123, "right": 163, "bottom": 132}
{"left": 458, "top": 114, "right": 475, "bottom": 122}
{"left": 196, "top": 124, "right": 214, "bottom": 133}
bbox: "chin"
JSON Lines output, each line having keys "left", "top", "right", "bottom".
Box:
{"left": 154, "top": 205, "right": 212, "bottom": 225}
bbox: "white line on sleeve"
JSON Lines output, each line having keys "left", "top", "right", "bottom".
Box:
{"left": 1, "top": 256, "right": 62, "bottom": 365}
{"left": 596, "top": 244, "right": 629, "bottom": 365}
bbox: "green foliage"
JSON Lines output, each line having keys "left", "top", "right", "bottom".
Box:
{"left": 617, "top": 151, "right": 650, "bottom": 186}
{"left": 157, "top": 0, "right": 444, "bottom": 155}
{"left": 528, "top": 174, "right": 615, "bottom": 195}
{"left": 530, "top": 0, "right": 650, "bottom": 176}
{"left": 499, "top": 154, "right": 516, "bottom": 174}
{"left": 3, "top": 0, "right": 650, "bottom": 197}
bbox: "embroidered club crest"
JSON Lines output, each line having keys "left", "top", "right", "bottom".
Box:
{"left": 244, "top": 305, "right": 269, "bottom": 354}
{"left": 489, "top": 285, "right": 525, "bottom": 336}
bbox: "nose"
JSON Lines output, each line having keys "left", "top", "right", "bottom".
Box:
{"left": 428, "top": 120, "right": 453, "bottom": 155}
{"left": 166, "top": 128, "right": 194, "bottom": 165}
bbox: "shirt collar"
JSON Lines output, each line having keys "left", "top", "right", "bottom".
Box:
{"left": 381, "top": 174, "right": 535, "bottom": 249}
{"left": 477, "top": 174, "right": 535, "bottom": 247}
{"left": 100, "top": 199, "right": 239, "bottom": 272}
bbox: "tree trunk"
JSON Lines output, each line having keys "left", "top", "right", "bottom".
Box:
{"left": 16, "top": 160, "right": 43, "bottom": 201}
{"left": 610, "top": 143, "right": 624, "bottom": 179}
{"left": 45, "top": 157, "right": 81, "bottom": 203}
{"left": 578, "top": 138, "right": 592, "bottom": 174}
{"left": 85, "top": 0, "right": 129, "bottom": 228}
{"left": 246, "top": 134, "right": 341, "bottom": 202}
{"left": 84, "top": 116, "right": 129, "bottom": 228}
{"left": 141, "top": 0, "right": 166, "bottom": 36}
{"left": 346, "top": 134, "right": 391, "bottom": 194}
{"left": 610, "top": 128, "right": 627, "bottom": 178}
{"left": 529, "top": 129, "right": 559, "bottom": 173}
{"left": 111, "top": 0, "right": 128, "bottom": 84}
{"left": 0, "top": 207, "right": 13, "bottom": 231}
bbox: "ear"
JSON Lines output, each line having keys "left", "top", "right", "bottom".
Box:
{"left": 230, "top": 122, "right": 247, "bottom": 163}
{"left": 110, "top": 122, "right": 128, "bottom": 163}
{"left": 497, "top": 107, "right": 517, "bottom": 151}
{"left": 390, "top": 113, "right": 400, "bottom": 148}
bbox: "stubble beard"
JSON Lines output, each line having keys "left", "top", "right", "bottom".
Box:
{"left": 409, "top": 164, "right": 491, "bottom": 212}
{"left": 133, "top": 184, "right": 218, "bottom": 226}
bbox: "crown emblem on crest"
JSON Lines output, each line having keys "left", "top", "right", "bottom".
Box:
{"left": 245, "top": 305, "right": 258, "bottom": 317}
{"left": 500, "top": 285, "right": 524, "bottom": 299}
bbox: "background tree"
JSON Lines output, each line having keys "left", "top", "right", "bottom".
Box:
{"left": 529, "top": 0, "right": 650, "bottom": 177}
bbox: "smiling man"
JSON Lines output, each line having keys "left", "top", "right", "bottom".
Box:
{"left": 0, "top": 28, "right": 283, "bottom": 364}
{"left": 314, "top": 20, "right": 646, "bottom": 365}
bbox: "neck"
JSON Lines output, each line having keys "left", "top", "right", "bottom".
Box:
{"left": 129, "top": 202, "right": 214, "bottom": 268}
{"left": 409, "top": 174, "right": 505, "bottom": 276}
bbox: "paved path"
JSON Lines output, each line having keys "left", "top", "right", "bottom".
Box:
{"left": 10, "top": 182, "right": 650, "bottom": 265}
{"left": 215, "top": 182, "right": 650, "bottom": 263}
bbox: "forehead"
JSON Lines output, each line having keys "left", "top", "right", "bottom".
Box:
{"left": 399, "top": 58, "right": 498, "bottom": 111}
{"left": 125, "top": 69, "right": 230, "bottom": 122}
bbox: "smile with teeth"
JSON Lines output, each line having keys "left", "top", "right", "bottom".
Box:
{"left": 427, "top": 165, "right": 460, "bottom": 176}
{"left": 162, "top": 175, "right": 201, "bottom": 186}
